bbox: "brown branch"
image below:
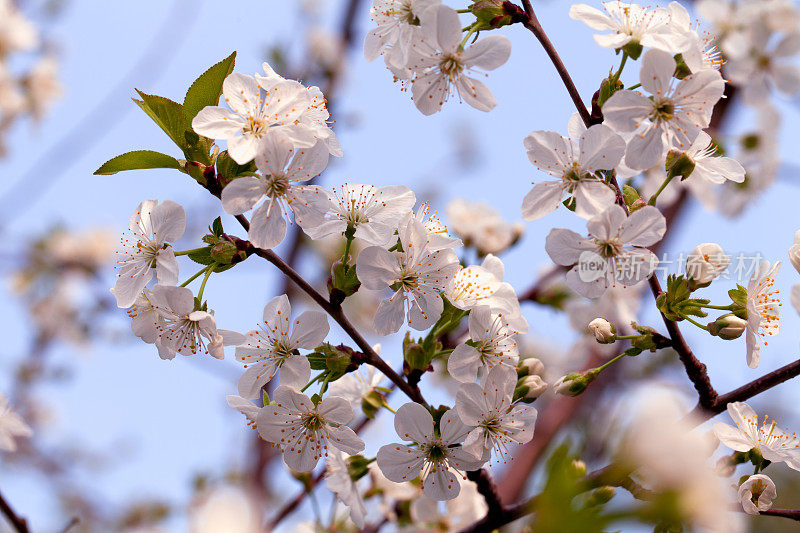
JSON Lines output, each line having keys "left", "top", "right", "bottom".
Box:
{"left": 0, "top": 489, "right": 30, "bottom": 533}
{"left": 466, "top": 469, "right": 505, "bottom": 524}
{"left": 761, "top": 508, "right": 800, "bottom": 521}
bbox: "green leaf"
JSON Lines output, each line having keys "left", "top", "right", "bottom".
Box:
{"left": 94, "top": 150, "right": 182, "bottom": 175}
{"left": 134, "top": 91, "right": 188, "bottom": 151}
{"left": 188, "top": 247, "right": 215, "bottom": 266}
{"left": 183, "top": 51, "right": 236, "bottom": 122}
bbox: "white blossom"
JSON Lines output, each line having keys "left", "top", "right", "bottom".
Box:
{"left": 680, "top": 132, "right": 746, "bottom": 186}
{"left": 522, "top": 120, "right": 623, "bottom": 220}
{"left": 357, "top": 218, "right": 459, "bottom": 335}
{"left": 376, "top": 402, "right": 484, "bottom": 500}
{"left": 221, "top": 137, "right": 329, "bottom": 249}
{"left": 257, "top": 385, "right": 365, "bottom": 472}
{"left": 545, "top": 205, "right": 666, "bottom": 298}
{"left": 112, "top": 200, "right": 185, "bottom": 309}
{"left": 738, "top": 474, "right": 777, "bottom": 515}
{"left": 235, "top": 294, "right": 329, "bottom": 398}
{"left": 447, "top": 305, "right": 520, "bottom": 383}
{"left": 726, "top": 27, "right": 800, "bottom": 102}
{"left": 407, "top": 478, "right": 488, "bottom": 531}
{"left": 446, "top": 199, "right": 524, "bottom": 256}
{"left": 714, "top": 401, "right": 800, "bottom": 470}
{"left": 325, "top": 449, "right": 368, "bottom": 528}
{"left": 408, "top": 5, "right": 511, "bottom": 115}
{"left": 686, "top": 242, "right": 731, "bottom": 285}
{"left": 455, "top": 365, "right": 537, "bottom": 461}
{"left": 603, "top": 49, "right": 725, "bottom": 170}
{"left": 364, "top": 0, "right": 441, "bottom": 71}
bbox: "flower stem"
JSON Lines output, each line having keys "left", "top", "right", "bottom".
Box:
{"left": 700, "top": 303, "right": 735, "bottom": 311}
{"left": 648, "top": 174, "right": 675, "bottom": 206}
{"left": 173, "top": 247, "right": 206, "bottom": 256}
{"left": 301, "top": 374, "right": 324, "bottom": 393}
{"left": 384, "top": 404, "right": 397, "bottom": 414}
{"left": 596, "top": 352, "right": 628, "bottom": 373}
{"left": 180, "top": 265, "right": 212, "bottom": 287}
{"left": 684, "top": 316, "right": 709, "bottom": 331}
{"left": 627, "top": 82, "right": 641, "bottom": 90}
{"left": 614, "top": 334, "right": 639, "bottom": 341}
{"left": 196, "top": 263, "right": 217, "bottom": 302}
{"left": 612, "top": 52, "right": 628, "bottom": 85}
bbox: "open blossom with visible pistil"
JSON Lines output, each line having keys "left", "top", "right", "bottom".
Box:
{"left": 726, "top": 27, "right": 800, "bottom": 102}
{"left": 236, "top": 294, "right": 328, "bottom": 398}
{"left": 297, "top": 183, "right": 416, "bottom": 246}
{"left": 455, "top": 365, "right": 537, "bottom": 461}
{"left": 738, "top": 474, "right": 777, "bottom": 515}
{"left": 148, "top": 285, "right": 243, "bottom": 360}
{"left": 376, "top": 402, "right": 485, "bottom": 500}
{"left": 713, "top": 401, "right": 800, "bottom": 470}
{"left": 409, "top": 5, "right": 511, "bottom": 115}
{"left": 745, "top": 260, "right": 781, "bottom": 368}
{"left": 257, "top": 385, "right": 365, "bottom": 472}
{"left": 569, "top": 1, "right": 693, "bottom": 53}
{"left": 603, "top": 49, "right": 725, "bottom": 170}
{"left": 445, "top": 254, "right": 529, "bottom": 334}
{"left": 357, "top": 218, "right": 459, "bottom": 335}
{"left": 191, "top": 65, "right": 341, "bottom": 165}
{"left": 447, "top": 305, "right": 519, "bottom": 383}
{"left": 522, "top": 122, "right": 624, "bottom": 220}
{"left": 112, "top": 199, "right": 185, "bottom": 309}
{"left": 221, "top": 136, "right": 328, "bottom": 249}
{"left": 545, "top": 205, "right": 666, "bottom": 298}
{"left": 364, "top": 0, "right": 441, "bottom": 71}
{"left": 126, "top": 288, "right": 163, "bottom": 344}
{"left": 0, "top": 394, "right": 32, "bottom": 452}
{"left": 325, "top": 449, "right": 368, "bottom": 528}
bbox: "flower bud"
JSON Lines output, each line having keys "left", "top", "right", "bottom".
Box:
{"left": 569, "top": 459, "right": 587, "bottom": 477}
{"left": 588, "top": 317, "right": 616, "bottom": 344}
{"left": 517, "top": 358, "right": 544, "bottom": 377}
{"left": 514, "top": 375, "right": 548, "bottom": 403}
{"left": 586, "top": 486, "right": 616, "bottom": 506}
{"left": 707, "top": 315, "right": 747, "bottom": 340}
{"left": 686, "top": 243, "right": 730, "bottom": 286}
{"left": 470, "top": 0, "right": 520, "bottom": 28}
{"left": 553, "top": 371, "right": 597, "bottom": 397}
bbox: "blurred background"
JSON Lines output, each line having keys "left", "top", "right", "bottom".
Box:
{"left": 1, "top": 0, "right": 800, "bottom": 531}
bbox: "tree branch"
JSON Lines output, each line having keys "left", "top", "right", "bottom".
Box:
{"left": 0, "top": 489, "right": 30, "bottom": 533}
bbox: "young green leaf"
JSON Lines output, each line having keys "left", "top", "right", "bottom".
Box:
{"left": 93, "top": 150, "right": 182, "bottom": 175}
{"left": 183, "top": 51, "right": 237, "bottom": 122}
{"left": 134, "top": 91, "right": 188, "bottom": 151}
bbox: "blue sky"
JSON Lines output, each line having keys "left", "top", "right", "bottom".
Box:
{"left": 1, "top": 0, "right": 800, "bottom": 530}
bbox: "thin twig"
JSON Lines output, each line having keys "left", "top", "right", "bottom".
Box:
{"left": 0, "top": 489, "right": 30, "bottom": 533}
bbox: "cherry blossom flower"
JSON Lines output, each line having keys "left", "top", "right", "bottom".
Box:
{"left": 409, "top": 5, "right": 511, "bottom": 115}
{"left": 678, "top": 131, "right": 746, "bottom": 185}
{"left": 296, "top": 183, "right": 416, "bottom": 246}
{"left": 0, "top": 0, "right": 38, "bottom": 55}
{"left": 686, "top": 242, "right": 730, "bottom": 284}
{"left": 545, "top": 205, "right": 666, "bottom": 298}
{"left": 445, "top": 254, "right": 529, "bottom": 334}
{"left": 0, "top": 394, "right": 31, "bottom": 452}
{"left": 602, "top": 49, "right": 725, "bottom": 170}
{"left": 738, "top": 474, "right": 777, "bottom": 515}
{"left": 257, "top": 385, "right": 365, "bottom": 472}
{"left": 745, "top": 260, "right": 781, "bottom": 368}
{"left": 522, "top": 122, "right": 624, "bottom": 220}
{"left": 192, "top": 65, "right": 340, "bottom": 165}
{"left": 726, "top": 27, "right": 800, "bottom": 102}
{"left": 147, "top": 285, "right": 242, "bottom": 360}
{"left": 713, "top": 401, "right": 800, "bottom": 470}
{"left": 328, "top": 354, "right": 386, "bottom": 404}
{"left": 235, "top": 294, "right": 329, "bottom": 398}
{"left": 325, "top": 449, "right": 368, "bottom": 528}
{"left": 455, "top": 365, "right": 537, "bottom": 461}
{"left": 357, "top": 218, "right": 459, "bottom": 335}
{"left": 447, "top": 305, "right": 520, "bottom": 383}
{"left": 221, "top": 136, "right": 328, "bottom": 249}
{"left": 112, "top": 199, "right": 185, "bottom": 309}
{"left": 569, "top": 1, "right": 693, "bottom": 54}
{"left": 364, "top": 0, "right": 441, "bottom": 70}
{"left": 126, "top": 288, "right": 163, "bottom": 344}
{"left": 376, "top": 402, "right": 485, "bottom": 500}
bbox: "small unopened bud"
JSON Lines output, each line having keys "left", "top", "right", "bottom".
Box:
{"left": 570, "top": 459, "right": 587, "bottom": 477}
{"left": 517, "top": 358, "right": 544, "bottom": 377}
{"left": 588, "top": 317, "right": 616, "bottom": 344}
{"left": 554, "top": 371, "right": 597, "bottom": 397}
{"left": 708, "top": 315, "right": 747, "bottom": 340}
{"left": 686, "top": 243, "right": 730, "bottom": 286}
{"left": 586, "top": 486, "right": 616, "bottom": 506}
{"left": 514, "top": 375, "right": 548, "bottom": 403}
